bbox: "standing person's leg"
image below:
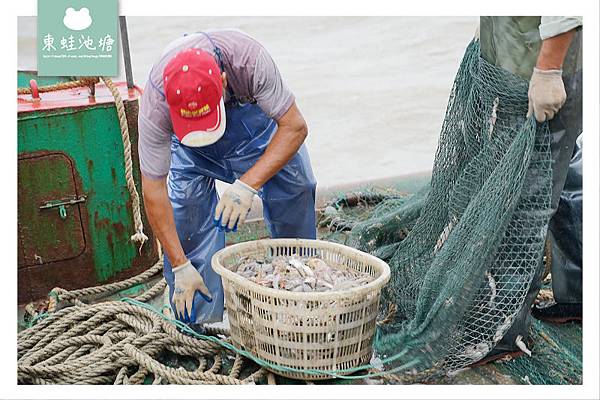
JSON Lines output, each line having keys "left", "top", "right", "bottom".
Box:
{"left": 547, "top": 72, "right": 583, "bottom": 214}
{"left": 163, "top": 141, "right": 226, "bottom": 325}
{"left": 548, "top": 137, "right": 583, "bottom": 303}
{"left": 526, "top": 69, "right": 583, "bottom": 323}
{"left": 545, "top": 71, "right": 583, "bottom": 305}
{"left": 261, "top": 144, "right": 317, "bottom": 239}
{"left": 533, "top": 135, "right": 582, "bottom": 321}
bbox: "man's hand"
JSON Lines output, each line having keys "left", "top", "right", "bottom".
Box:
{"left": 214, "top": 179, "right": 257, "bottom": 231}
{"left": 527, "top": 68, "right": 566, "bottom": 123}
{"left": 172, "top": 260, "right": 212, "bottom": 322}
{"left": 527, "top": 29, "right": 575, "bottom": 122}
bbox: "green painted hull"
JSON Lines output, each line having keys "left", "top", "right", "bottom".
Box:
{"left": 17, "top": 71, "right": 158, "bottom": 303}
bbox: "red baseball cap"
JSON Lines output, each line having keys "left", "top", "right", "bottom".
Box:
{"left": 163, "top": 48, "right": 226, "bottom": 147}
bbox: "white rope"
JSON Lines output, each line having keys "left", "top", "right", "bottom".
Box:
{"left": 102, "top": 77, "right": 148, "bottom": 250}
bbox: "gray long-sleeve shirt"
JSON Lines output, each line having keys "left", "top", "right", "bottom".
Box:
{"left": 539, "top": 16, "right": 583, "bottom": 40}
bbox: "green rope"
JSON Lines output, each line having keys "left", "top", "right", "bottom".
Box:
{"left": 121, "top": 298, "right": 419, "bottom": 380}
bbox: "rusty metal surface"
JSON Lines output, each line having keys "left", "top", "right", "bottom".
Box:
{"left": 17, "top": 152, "right": 97, "bottom": 304}
{"left": 18, "top": 152, "right": 86, "bottom": 267}
{"left": 18, "top": 85, "right": 158, "bottom": 304}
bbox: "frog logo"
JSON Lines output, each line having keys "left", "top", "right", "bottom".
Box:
{"left": 63, "top": 7, "right": 93, "bottom": 31}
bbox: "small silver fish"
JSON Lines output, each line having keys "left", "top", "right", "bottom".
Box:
{"left": 236, "top": 256, "right": 372, "bottom": 293}
{"left": 307, "top": 258, "right": 328, "bottom": 271}
{"left": 486, "top": 271, "right": 497, "bottom": 309}
{"left": 304, "top": 277, "right": 317, "bottom": 290}
{"left": 319, "top": 280, "right": 334, "bottom": 290}
{"left": 272, "top": 274, "right": 281, "bottom": 289}
{"left": 289, "top": 258, "right": 314, "bottom": 277}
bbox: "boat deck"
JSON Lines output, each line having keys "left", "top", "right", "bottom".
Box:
{"left": 17, "top": 175, "right": 582, "bottom": 385}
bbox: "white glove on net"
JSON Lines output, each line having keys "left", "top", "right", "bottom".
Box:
{"left": 214, "top": 179, "right": 257, "bottom": 231}
{"left": 527, "top": 67, "right": 567, "bottom": 123}
{"left": 172, "top": 260, "right": 212, "bottom": 320}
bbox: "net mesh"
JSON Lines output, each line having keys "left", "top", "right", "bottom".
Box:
{"left": 346, "top": 39, "right": 553, "bottom": 378}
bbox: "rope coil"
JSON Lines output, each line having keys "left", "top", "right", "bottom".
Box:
{"left": 19, "top": 260, "right": 267, "bottom": 385}
{"left": 18, "top": 302, "right": 260, "bottom": 384}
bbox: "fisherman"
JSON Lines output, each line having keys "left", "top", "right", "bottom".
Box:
{"left": 477, "top": 16, "right": 582, "bottom": 361}
{"left": 138, "top": 30, "right": 316, "bottom": 325}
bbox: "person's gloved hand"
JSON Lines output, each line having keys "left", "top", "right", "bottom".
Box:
{"left": 172, "top": 260, "right": 212, "bottom": 322}
{"left": 527, "top": 67, "right": 567, "bottom": 123}
{"left": 214, "top": 179, "right": 257, "bottom": 232}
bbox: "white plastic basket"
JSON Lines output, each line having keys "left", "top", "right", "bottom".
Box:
{"left": 211, "top": 238, "right": 391, "bottom": 380}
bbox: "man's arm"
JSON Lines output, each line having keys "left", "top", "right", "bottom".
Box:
{"left": 141, "top": 175, "right": 187, "bottom": 267}
{"left": 527, "top": 28, "right": 578, "bottom": 122}
{"left": 212, "top": 101, "right": 308, "bottom": 231}
{"left": 240, "top": 101, "right": 308, "bottom": 190}
{"left": 527, "top": 16, "right": 582, "bottom": 122}
{"left": 536, "top": 30, "right": 576, "bottom": 71}
{"left": 143, "top": 174, "right": 214, "bottom": 321}
{"left": 213, "top": 45, "right": 308, "bottom": 231}
{"left": 138, "top": 75, "right": 188, "bottom": 266}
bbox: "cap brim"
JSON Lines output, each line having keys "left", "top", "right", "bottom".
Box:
{"left": 170, "top": 98, "right": 226, "bottom": 147}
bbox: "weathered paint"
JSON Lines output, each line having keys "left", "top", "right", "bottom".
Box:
{"left": 18, "top": 80, "right": 140, "bottom": 113}
{"left": 18, "top": 152, "right": 86, "bottom": 266}
{"left": 18, "top": 73, "right": 158, "bottom": 303}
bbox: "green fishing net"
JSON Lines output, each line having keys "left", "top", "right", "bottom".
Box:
{"left": 346, "top": 39, "right": 554, "bottom": 378}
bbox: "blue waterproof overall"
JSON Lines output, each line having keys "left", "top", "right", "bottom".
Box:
{"left": 162, "top": 34, "right": 317, "bottom": 324}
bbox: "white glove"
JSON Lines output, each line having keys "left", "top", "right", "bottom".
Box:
{"left": 172, "top": 260, "right": 212, "bottom": 320}
{"left": 527, "top": 68, "right": 567, "bottom": 123}
{"left": 214, "top": 179, "right": 257, "bottom": 231}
